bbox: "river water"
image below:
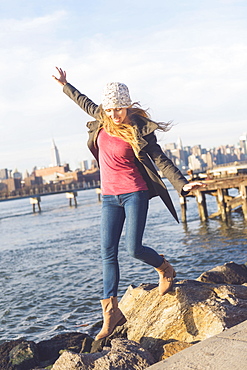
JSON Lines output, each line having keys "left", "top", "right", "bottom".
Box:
{"left": 1, "top": 183, "right": 247, "bottom": 344}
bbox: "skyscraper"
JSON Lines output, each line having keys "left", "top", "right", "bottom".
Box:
{"left": 51, "top": 139, "right": 61, "bottom": 167}
{"left": 239, "top": 133, "right": 247, "bottom": 156}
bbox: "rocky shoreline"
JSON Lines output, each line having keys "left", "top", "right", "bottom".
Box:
{"left": 1, "top": 261, "right": 247, "bottom": 370}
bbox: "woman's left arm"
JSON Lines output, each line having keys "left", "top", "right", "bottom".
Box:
{"left": 144, "top": 132, "right": 205, "bottom": 194}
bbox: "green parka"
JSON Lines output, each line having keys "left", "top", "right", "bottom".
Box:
{"left": 63, "top": 83, "right": 189, "bottom": 222}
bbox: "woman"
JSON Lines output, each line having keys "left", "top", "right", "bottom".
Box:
{"left": 53, "top": 67, "right": 204, "bottom": 341}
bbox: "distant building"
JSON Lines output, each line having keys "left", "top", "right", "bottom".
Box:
{"left": 164, "top": 143, "right": 176, "bottom": 151}
{"left": 12, "top": 169, "right": 22, "bottom": 180}
{"left": 188, "top": 154, "right": 206, "bottom": 172}
{"left": 1, "top": 178, "right": 21, "bottom": 193}
{"left": 80, "top": 160, "right": 89, "bottom": 172}
{"left": 23, "top": 170, "right": 30, "bottom": 179}
{"left": 24, "top": 174, "right": 43, "bottom": 187}
{"left": 0, "top": 168, "right": 8, "bottom": 180}
{"left": 177, "top": 137, "right": 183, "bottom": 150}
{"left": 191, "top": 145, "right": 202, "bottom": 157}
{"left": 91, "top": 159, "right": 99, "bottom": 170}
{"left": 201, "top": 151, "right": 213, "bottom": 168}
{"left": 0, "top": 182, "right": 7, "bottom": 192}
{"left": 51, "top": 139, "right": 61, "bottom": 167}
{"left": 239, "top": 133, "right": 247, "bottom": 156}
{"left": 34, "top": 164, "right": 70, "bottom": 184}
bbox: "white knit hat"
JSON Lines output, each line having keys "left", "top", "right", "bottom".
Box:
{"left": 102, "top": 82, "right": 132, "bottom": 110}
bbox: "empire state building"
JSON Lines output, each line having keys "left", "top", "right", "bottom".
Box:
{"left": 51, "top": 139, "right": 61, "bottom": 166}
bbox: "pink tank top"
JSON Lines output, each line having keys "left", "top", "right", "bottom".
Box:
{"left": 97, "top": 129, "right": 148, "bottom": 195}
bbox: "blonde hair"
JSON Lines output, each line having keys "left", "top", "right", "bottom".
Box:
{"left": 97, "top": 103, "right": 171, "bottom": 159}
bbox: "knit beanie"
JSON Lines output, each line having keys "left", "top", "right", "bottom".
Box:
{"left": 102, "top": 82, "right": 132, "bottom": 110}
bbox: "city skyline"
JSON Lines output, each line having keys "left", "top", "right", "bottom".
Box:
{"left": 1, "top": 1, "right": 247, "bottom": 173}
{"left": 2, "top": 131, "right": 246, "bottom": 176}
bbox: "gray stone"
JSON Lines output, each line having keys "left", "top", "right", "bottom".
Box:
{"left": 197, "top": 261, "right": 247, "bottom": 284}
{"left": 8, "top": 341, "right": 38, "bottom": 370}
{"left": 52, "top": 338, "right": 155, "bottom": 370}
{"left": 0, "top": 339, "right": 39, "bottom": 370}
{"left": 37, "top": 332, "right": 93, "bottom": 363}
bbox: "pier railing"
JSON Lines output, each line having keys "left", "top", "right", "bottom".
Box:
{"left": 0, "top": 180, "right": 101, "bottom": 202}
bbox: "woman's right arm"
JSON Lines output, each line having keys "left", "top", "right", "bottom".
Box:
{"left": 52, "top": 67, "right": 99, "bottom": 119}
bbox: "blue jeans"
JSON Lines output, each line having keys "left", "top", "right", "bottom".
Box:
{"left": 100, "top": 190, "right": 164, "bottom": 299}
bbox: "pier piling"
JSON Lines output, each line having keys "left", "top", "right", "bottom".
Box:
{"left": 180, "top": 196, "right": 187, "bottom": 223}
{"left": 66, "top": 191, "right": 78, "bottom": 207}
{"left": 95, "top": 188, "right": 102, "bottom": 202}
{"left": 195, "top": 190, "right": 208, "bottom": 222}
{"left": 30, "top": 197, "right": 41, "bottom": 213}
{"left": 216, "top": 188, "right": 227, "bottom": 222}
{"left": 240, "top": 184, "right": 247, "bottom": 220}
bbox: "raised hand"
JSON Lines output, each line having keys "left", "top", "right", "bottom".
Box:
{"left": 52, "top": 67, "right": 67, "bottom": 86}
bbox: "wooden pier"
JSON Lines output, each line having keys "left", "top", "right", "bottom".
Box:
{"left": 0, "top": 181, "right": 101, "bottom": 212}
{"left": 180, "top": 175, "right": 247, "bottom": 222}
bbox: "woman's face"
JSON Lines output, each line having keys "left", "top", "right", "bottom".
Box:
{"left": 104, "top": 108, "right": 127, "bottom": 125}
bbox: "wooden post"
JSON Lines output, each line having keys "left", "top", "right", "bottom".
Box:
{"left": 224, "top": 189, "right": 232, "bottom": 215}
{"left": 96, "top": 188, "right": 102, "bottom": 202}
{"left": 240, "top": 184, "right": 247, "bottom": 220}
{"left": 66, "top": 191, "right": 78, "bottom": 207}
{"left": 30, "top": 196, "right": 41, "bottom": 212}
{"left": 179, "top": 196, "right": 187, "bottom": 223}
{"left": 216, "top": 188, "right": 227, "bottom": 221}
{"left": 195, "top": 190, "right": 208, "bottom": 221}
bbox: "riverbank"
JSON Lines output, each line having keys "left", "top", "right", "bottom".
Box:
{"left": 1, "top": 261, "right": 247, "bottom": 369}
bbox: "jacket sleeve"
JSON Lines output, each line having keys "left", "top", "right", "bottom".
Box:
{"left": 143, "top": 132, "right": 189, "bottom": 194}
{"left": 63, "top": 83, "right": 99, "bottom": 119}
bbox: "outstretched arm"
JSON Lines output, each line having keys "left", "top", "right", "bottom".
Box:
{"left": 52, "top": 67, "right": 99, "bottom": 118}
{"left": 52, "top": 67, "right": 67, "bottom": 86}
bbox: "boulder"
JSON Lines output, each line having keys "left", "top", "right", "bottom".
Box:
{"left": 197, "top": 261, "right": 247, "bottom": 284}
{"left": 52, "top": 338, "right": 155, "bottom": 370}
{"left": 37, "top": 332, "right": 93, "bottom": 364}
{"left": 0, "top": 339, "right": 39, "bottom": 370}
{"left": 117, "top": 279, "right": 247, "bottom": 360}
{"left": 0, "top": 333, "right": 94, "bottom": 370}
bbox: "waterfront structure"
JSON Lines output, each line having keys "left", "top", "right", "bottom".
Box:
{"left": 180, "top": 169, "right": 247, "bottom": 223}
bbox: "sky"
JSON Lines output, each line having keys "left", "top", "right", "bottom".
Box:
{"left": 0, "top": 0, "right": 247, "bottom": 173}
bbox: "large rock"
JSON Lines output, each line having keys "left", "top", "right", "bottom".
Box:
{"left": 37, "top": 332, "right": 93, "bottom": 364}
{"left": 197, "top": 261, "right": 247, "bottom": 284}
{"left": 0, "top": 333, "right": 93, "bottom": 370}
{"left": 52, "top": 338, "right": 155, "bottom": 370}
{"left": 117, "top": 279, "right": 247, "bottom": 360}
{"left": 0, "top": 339, "right": 39, "bottom": 370}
